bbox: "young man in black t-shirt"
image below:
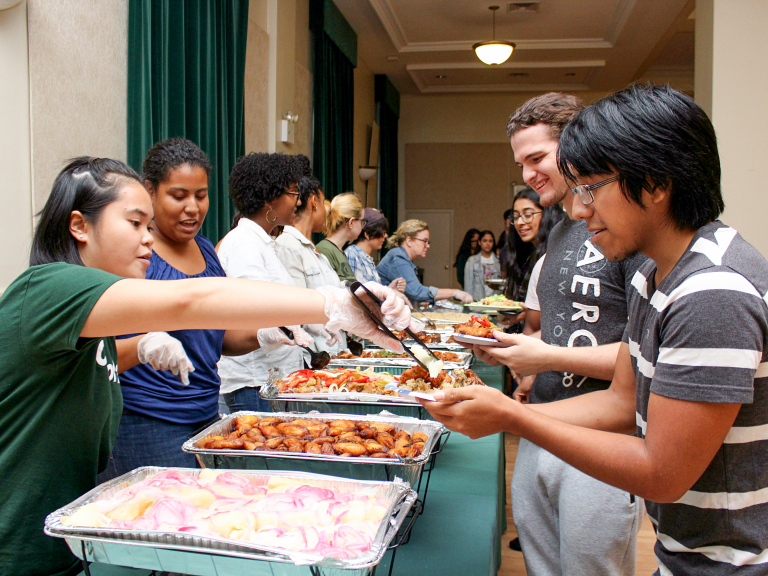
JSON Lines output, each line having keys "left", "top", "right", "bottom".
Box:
{"left": 424, "top": 85, "right": 768, "bottom": 576}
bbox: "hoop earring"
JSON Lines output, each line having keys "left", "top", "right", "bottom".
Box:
{"left": 266, "top": 206, "right": 278, "bottom": 223}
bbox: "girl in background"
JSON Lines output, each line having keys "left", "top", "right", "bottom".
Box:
{"left": 464, "top": 230, "right": 501, "bottom": 301}
{"left": 454, "top": 228, "right": 480, "bottom": 288}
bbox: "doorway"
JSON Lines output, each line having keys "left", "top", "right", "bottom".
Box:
{"left": 404, "top": 209, "right": 454, "bottom": 289}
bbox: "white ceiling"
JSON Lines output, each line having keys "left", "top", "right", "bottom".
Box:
{"left": 333, "top": 0, "right": 696, "bottom": 95}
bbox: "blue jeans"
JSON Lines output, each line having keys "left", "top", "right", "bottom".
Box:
{"left": 222, "top": 386, "right": 273, "bottom": 414}
{"left": 98, "top": 411, "right": 219, "bottom": 483}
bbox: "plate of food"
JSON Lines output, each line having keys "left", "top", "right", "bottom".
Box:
{"left": 450, "top": 315, "right": 513, "bottom": 348}
{"left": 466, "top": 294, "right": 524, "bottom": 312}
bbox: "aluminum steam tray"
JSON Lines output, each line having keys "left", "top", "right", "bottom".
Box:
{"left": 45, "top": 468, "right": 418, "bottom": 576}
{"left": 183, "top": 411, "right": 445, "bottom": 491}
{"left": 327, "top": 350, "right": 472, "bottom": 372}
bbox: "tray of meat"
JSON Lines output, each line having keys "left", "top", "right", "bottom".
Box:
{"left": 45, "top": 468, "right": 419, "bottom": 576}
{"left": 260, "top": 367, "right": 484, "bottom": 419}
{"left": 183, "top": 411, "right": 447, "bottom": 496}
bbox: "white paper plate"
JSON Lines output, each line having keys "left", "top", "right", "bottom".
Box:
{"left": 450, "top": 334, "right": 513, "bottom": 348}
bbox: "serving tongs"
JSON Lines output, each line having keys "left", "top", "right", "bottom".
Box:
{"left": 278, "top": 327, "right": 331, "bottom": 370}
{"left": 348, "top": 281, "right": 441, "bottom": 373}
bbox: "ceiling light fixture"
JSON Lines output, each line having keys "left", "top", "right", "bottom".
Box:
{"left": 473, "top": 6, "right": 515, "bottom": 65}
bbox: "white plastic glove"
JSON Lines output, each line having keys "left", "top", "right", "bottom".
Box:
{"left": 256, "top": 327, "right": 296, "bottom": 354}
{"left": 306, "top": 323, "right": 343, "bottom": 346}
{"left": 137, "top": 332, "right": 194, "bottom": 385}
{"left": 453, "top": 289, "right": 474, "bottom": 304}
{"left": 285, "top": 325, "right": 314, "bottom": 348}
{"left": 316, "top": 283, "right": 417, "bottom": 351}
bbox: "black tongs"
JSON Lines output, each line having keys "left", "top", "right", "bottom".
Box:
{"left": 348, "top": 281, "right": 441, "bottom": 372}
{"left": 278, "top": 327, "right": 331, "bottom": 370}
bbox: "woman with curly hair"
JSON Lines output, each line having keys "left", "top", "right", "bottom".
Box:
{"left": 216, "top": 152, "right": 317, "bottom": 413}
{"left": 378, "top": 219, "right": 474, "bottom": 306}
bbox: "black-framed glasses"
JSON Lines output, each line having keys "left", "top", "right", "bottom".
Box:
{"left": 512, "top": 211, "right": 542, "bottom": 224}
{"left": 283, "top": 185, "right": 300, "bottom": 201}
{"left": 571, "top": 176, "right": 619, "bottom": 205}
{"left": 411, "top": 237, "right": 431, "bottom": 246}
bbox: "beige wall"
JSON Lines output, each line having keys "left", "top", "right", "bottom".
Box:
{"left": 398, "top": 91, "right": 609, "bottom": 287}
{"left": 244, "top": 6, "right": 269, "bottom": 154}
{"left": 27, "top": 0, "right": 127, "bottom": 211}
{"left": 0, "top": 1, "right": 33, "bottom": 291}
{"left": 353, "top": 58, "right": 377, "bottom": 205}
{"left": 697, "top": 0, "right": 768, "bottom": 256}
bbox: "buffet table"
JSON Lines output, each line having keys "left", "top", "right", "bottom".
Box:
{"left": 76, "top": 363, "right": 508, "bottom": 576}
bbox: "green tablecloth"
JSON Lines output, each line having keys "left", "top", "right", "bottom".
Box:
{"left": 77, "top": 364, "right": 508, "bottom": 576}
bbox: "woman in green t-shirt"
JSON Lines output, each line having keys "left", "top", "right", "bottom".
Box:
{"left": 316, "top": 192, "right": 365, "bottom": 283}
{"left": 0, "top": 157, "right": 414, "bottom": 576}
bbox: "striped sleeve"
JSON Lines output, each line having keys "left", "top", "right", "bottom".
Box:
{"left": 650, "top": 270, "right": 765, "bottom": 404}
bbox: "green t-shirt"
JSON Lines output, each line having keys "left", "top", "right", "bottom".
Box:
{"left": 0, "top": 263, "right": 123, "bottom": 576}
{"left": 316, "top": 239, "right": 356, "bottom": 283}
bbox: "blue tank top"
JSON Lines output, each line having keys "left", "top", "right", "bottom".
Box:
{"left": 119, "top": 235, "right": 226, "bottom": 424}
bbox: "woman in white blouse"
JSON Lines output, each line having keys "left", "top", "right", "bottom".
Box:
{"left": 216, "top": 153, "right": 315, "bottom": 412}
{"left": 276, "top": 176, "right": 346, "bottom": 353}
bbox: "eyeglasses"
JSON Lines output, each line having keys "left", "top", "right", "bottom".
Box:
{"left": 352, "top": 217, "right": 368, "bottom": 228}
{"left": 411, "top": 237, "right": 431, "bottom": 246}
{"left": 283, "top": 186, "right": 300, "bottom": 200}
{"left": 512, "top": 211, "right": 542, "bottom": 224}
{"left": 570, "top": 176, "right": 619, "bottom": 206}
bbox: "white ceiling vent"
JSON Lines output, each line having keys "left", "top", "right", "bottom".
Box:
{"left": 507, "top": 2, "right": 540, "bottom": 13}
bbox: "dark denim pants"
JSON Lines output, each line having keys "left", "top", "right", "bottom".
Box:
{"left": 222, "top": 386, "right": 274, "bottom": 414}
{"left": 98, "top": 410, "right": 218, "bottom": 483}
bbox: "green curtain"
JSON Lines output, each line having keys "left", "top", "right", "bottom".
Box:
{"left": 127, "top": 0, "right": 248, "bottom": 243}
{"left": 311, "top": 31, "right": 354, "bottom": 200}
{"left": 375, "top": 75, "right": 400, "bottom": 225}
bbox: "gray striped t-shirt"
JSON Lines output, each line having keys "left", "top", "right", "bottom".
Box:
{"left": 625, "top": 221, "right": 768, "bottom": 575}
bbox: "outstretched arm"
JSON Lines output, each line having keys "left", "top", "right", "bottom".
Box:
{"left": 420, "top": 343, "right": 740, "bottom": 503}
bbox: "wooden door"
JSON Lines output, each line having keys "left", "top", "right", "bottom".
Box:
{"left": 405, "top": 209, "right": 454, "bottom": 289}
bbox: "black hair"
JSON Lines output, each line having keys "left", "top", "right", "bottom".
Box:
{"left": 477, "top": 230, "right": 497, "bottom": 254}
{"left": 30, "top": 157, "right": 143, "bottom": 266}
{"left": 353, "top": 217, "right": 389, "bottom": 244}
{"left": 454, "top": 228, "right": 481, "bottom": 266}
{"left": 295, "top": 175, "right": 323, "bottom": 217}
{"left": 228, "top": 152, "right": 305, "bottom": 217}
{"left": 296, "top": 154, "right": 312, "bottom": 177}
{"left": 503, "top": 208, "right": 513, "bottom": 221}
{"left": 504, "top": 187, "right": 566, "bottom": 300}
{"left": 557, "top": 83, "right": 723, "bottom": 230}
{"left": 142, "top": 137, "right": 212, "bottom": 190}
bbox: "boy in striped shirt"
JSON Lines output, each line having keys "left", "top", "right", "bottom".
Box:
{"left": 424, "top": 84, "right": 768, "bottom": 575}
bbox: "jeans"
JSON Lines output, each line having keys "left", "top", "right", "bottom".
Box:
{"left": 222, "top": 386, "right": 274, "bottom": 414}
{"left": 98, "top": 410, "right": 219, "bottom": 483}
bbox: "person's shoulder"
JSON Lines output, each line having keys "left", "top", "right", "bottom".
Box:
{"left": 275, "top": 230, "right": 302, "bottom": 250}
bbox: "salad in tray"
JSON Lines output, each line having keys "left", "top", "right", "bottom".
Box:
{"left": 467, "top": 293, "right": 524, "bottom": 311}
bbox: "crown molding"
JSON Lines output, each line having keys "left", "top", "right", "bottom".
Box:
{"left": 369, "top": 0, "right": 637, "bottom": 53}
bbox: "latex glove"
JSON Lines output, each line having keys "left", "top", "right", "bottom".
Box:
{"left": 316, "top": 283, "right": 417, "bottom": 351}
{"left": 453, "top": 289, "right": 474, "bottom": 304}
{"left": 257, "top": 327, "right": 296, "bottom": 354}
{"left": 306, "top": 324, "right": 344, "bottom": 346}
{"left": 285, "top": 325, "right": 314, "bottom": 347}
{"left": 137, "top": 332, "right": 194, "bottom": 385}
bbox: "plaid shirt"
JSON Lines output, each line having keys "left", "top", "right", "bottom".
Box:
{"left": 344, "top": 244, "right": 381, "bottom": 284}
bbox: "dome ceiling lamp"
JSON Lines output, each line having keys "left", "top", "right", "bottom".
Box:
{"left": 473, "top": 6, "right": 516, "bottom": 65}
